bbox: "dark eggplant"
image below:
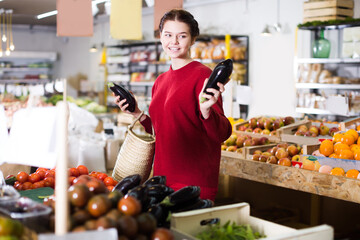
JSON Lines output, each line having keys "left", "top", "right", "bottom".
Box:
{"left": 160, "top": 186, "right": 201, "bottom": 207}
{"left": 200, "top": 59, "right": 233, "bottom": 103}
{"left": 143, "top": 176, "right": 167, "bottom": 186}
{"left": 172, "top": 199, "right": 214, "bottom": 213}
{"left": 147, "top": 184, "right": 174, "bottom": 202}
{"left": 112, "top": 174, "right": 141, "bottom": 195}
{"left": 147, "top": 203, "right": 170, "bottom": 227}
{"left": 108, "top": 82, "right": 136, "bottom": 112}
{"left": 126, "top": 185, "right": 149, "bottom": 210}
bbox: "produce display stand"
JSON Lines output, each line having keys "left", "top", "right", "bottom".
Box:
{"left": 220, "top": 153, "right": 360, "bottom": 205}
{"left": 171, "top": 203, "right": 333, "bottom": 240}
{"left": 339, "top": 117, "right": 360, "bottom": 131}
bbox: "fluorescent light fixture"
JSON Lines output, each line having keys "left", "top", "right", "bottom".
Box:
{"left": 37, "top": 0, "right": 109, "bottom": 20}
{"left": 37, "top": 10, "right": 57, "bottom": 19}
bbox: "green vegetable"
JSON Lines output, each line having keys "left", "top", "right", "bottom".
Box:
{"left": 297, "top": 17, "right": 360, "bottom": 29}
{"left": 196, "top": 220, "right": 265, "bottom": 240}
{"left": 5, "top": 176, "right": 16, "bottom": 186}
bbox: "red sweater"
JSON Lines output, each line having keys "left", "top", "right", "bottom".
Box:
{"left": 141, "top": 61, "right": 232, "bottom": 200}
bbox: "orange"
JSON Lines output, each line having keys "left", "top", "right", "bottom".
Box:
{"left": 357, "top": 125, "right": 360, "bottom": 131}
{"left": 334, "top": 142, "right": 350, "bottom": 155}
{"left": 332, "top": 133, "right": 343, "bottom": 143}
{"left": 354, "top": 150, "right": 360, "bottom": 161}
{"left": 329, "top": 153, "right": 339, "bottom": 159}
{"left": 330, "top": 167, "right": 345, "bottom": 176}
{"left": 319, "top": 139, "right": 333, "bottom": 157}
{"left": 346, "top": 129, "right": 359, "bottom": 142}
{"left": 345, "top": 169, "right": 359, "bottom": 179}
{"left": 340, "top": 134, "right": 355, "bottom": 146}
{"left": 338, "top": 149, "right": 354, "bottom": 160}
{"left": 357, "top": 136, "right": 360, "bottom": 146}
{"left": 350, "top": 144, "right": 360, "bottom": 153}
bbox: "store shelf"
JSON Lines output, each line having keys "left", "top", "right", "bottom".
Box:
{"left": 296, "top": 107, "right": 333, "bottom": 115}
{"left": 296, "top": 58, "right": 360, "bottom": 64}
{"left": 220, "top": 154, "right": 360, "bottom": 204}
{"left": 296, "top": 83, "right": 360, "bottom": 89}
{"left": 0, "top": 79, "right": 51, "bottom": 84}
{"left": 0, "top": 51, "right": 57, "bottom": 61}
{"left": 0, "top": 67, "right": 51, "bottom": 72}
{"left": 129, "top": 81, "right": 154, "bottom": 87}
{"left": 298, "top": 21, "right": 360, "bottom": 31}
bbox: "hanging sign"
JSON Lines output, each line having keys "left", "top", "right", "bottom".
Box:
{"left": 56, "top": 0, "right": 93, "bottom": 37}
{"left": 154, "top": 0, "right": 183, "bottom": 38}
{"left": 110, "top": 0, "right": 142, "bottom": 40}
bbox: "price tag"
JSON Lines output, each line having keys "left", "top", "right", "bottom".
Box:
{"left": 236, "top": 85, "right": 252, "bottom": 105}
{"left": 38, "top": 229, "right": 118, "bottom": 240}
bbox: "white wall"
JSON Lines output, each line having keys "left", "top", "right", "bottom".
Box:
{"left": 8, "top": 0, "right": 360, "bottom": 118}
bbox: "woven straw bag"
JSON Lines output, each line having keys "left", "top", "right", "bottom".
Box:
{"left": 112, "top": 112, "right": 155, "bottom": 183}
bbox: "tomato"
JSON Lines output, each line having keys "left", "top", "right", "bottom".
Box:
{"left": 68, "top": 167, "right": 80, "bottom": 177}
{"left": 33, "top": 180, "right": 45, "bottom": 189}
{"left": 73, "top": 175, "right": 92, "bottom": 185}
{"left": 103, "top": 177, "right": 117, "bottom": 187}
{"left": 106, "top": 185, "right": 115, "bottom": 192}
{"left": 86, "top": 179, "right": 107, "bottom": 194}
{"left": 28, "top": 173, "right": 41, "bottom": 183}
{"left": 96, "top": 173, "right": 108, "bottom": 182}
{"left": 22, "top": 182, "right": 33, "bottom": 190}
{"left": 45, "top": 170, "right": 55, "bottom": 178}
{"left": 44, "top": 177, "right": 55, "bottom": 188}
{"left": 76, "top": 165, "right": 89, "bottom": 176}
{"left": 36, "top": 170, "right": 47, "bottom": 180}
{"left": 36, "top": 167, "right": 48, "bottom": 173}
{"left": 13, "top": 181, "right": 21, "bottom": 190}
{"left": 89, "top": 171, "right": 99, "bottom": 178}
{"left": 118, "top": 195, "right": 141, "bottom": 216}
{"left": 16, "top": 172, "right": 29, "bottom": 183}
{"left": 68, "top": 176, "right": 76, "bottom": 185}
{"left": 151, "top": 228, "right": 174, "bottom": 240}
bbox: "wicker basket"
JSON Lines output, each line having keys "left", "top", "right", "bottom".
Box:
{"left": 112, "top": 112, "right": 155, "bottom": 183}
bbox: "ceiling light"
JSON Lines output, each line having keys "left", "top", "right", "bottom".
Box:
{"left": 89, "top": 44, "right": 98, "bottom": 53}
{"left": 36, "top": 0, "right": 109, "bottom": 20}
{"left": 261, "top": 25, "right": 271, "bottom": 36}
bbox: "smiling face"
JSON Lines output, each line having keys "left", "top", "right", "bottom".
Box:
{"left": 160, "top": 20, "right": 194, "bottom": 62}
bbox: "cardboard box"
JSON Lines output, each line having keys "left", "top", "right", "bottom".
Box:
{"left": 171, "top": 203, "right": 333, "bottom": 240}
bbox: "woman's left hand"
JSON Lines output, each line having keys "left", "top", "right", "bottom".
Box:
{"left": 199, "top": 78, "right": 225, "bottom": 119}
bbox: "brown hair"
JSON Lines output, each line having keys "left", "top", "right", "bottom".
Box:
{"left": 159, "top": 9, "right": 200, "bottom": 40}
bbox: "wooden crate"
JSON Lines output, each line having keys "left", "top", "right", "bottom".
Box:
{"left": 339, "top": 117, "right": 360, "bottom": 131}
{"left": 303, "top": 0, "right": 354, "bottom": 23}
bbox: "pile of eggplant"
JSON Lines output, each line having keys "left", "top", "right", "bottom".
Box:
{"left": 112, "top": 174, "right": 214, "bottom": 227}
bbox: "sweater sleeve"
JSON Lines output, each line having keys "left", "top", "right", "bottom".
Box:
{"left": 200, "top": 95, "right": 232, "bottom": 143}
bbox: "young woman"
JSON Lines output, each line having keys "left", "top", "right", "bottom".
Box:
{"left": 115, "top": 9, "right": 232, "bottom": 200}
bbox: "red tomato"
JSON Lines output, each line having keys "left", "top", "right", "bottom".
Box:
{"left": 68, "top": 168, "right": 80, "bottom": 177}
{"left": 103, "top": 177, "right": 116, "bottom": 187}
{"left": 36, "top": 170, "right": 47, "bottom": 180}
{"left": 44, "top": 177, "right": 55, "bottom": 188}
{"left": 89, "top": 171, "right": 99, "bottom": 178}
{"left": 45, "top": 170, "right": 55, "bottom": 178}
{"left": 16, "top": 172, "right": 29, "bottom": 183}
{"left": 13, "top": 181, "right": 21, "bottom": 190}
{"left": 28, "top": 173, "right": 41, "bottom": 183}
{"left": 118, "top": 195, "right": 141, "bottom": 216}
{"left": 76, "top": 165, "right": 89, "bottom": 176}
{"left": 36, "top": 167, "right": 48, "bottom": 173}
{"left": 96, "top": 173, "right": 108, "bottom": 182}
{"left": 106, "top": 185, "right": 114, "bottom": 192}
{"left": 33, "top": 180, "right": 45, "bottom": 189}
{"left": 68, "top": 176, "right": 76, "bottom": 185}
{"left": 22, "top": 182, "right": 33, "bottom": 190}
{"left": 151, "top": 228, "right": 174, "bottom": 240}
{"left": 73, "top": 175, "right": 92, "bottom": 185}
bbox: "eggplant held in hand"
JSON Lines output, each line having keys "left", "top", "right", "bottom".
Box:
{"left": 108, "top": 82, "right": 136, "bottom": 112}
{"left": 200, "top": 59, "right": 233, "bottom": 103}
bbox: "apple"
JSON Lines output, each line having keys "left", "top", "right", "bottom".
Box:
{"left": 319, "top": 124, "right": 330, "bottom": 136}
{"left": 236, "top": 136, "right": 246, "bottom": 147}
{"left": 258, "top": 137, "right": 270, "bottom": 145}
{"left": 253, "top": 128, "right": 262, "bottom": 134}
{"left": 226, "top": 146, "right": 237, "bottom": 152}
{"left": 275, "top": 148, "right": 289, "bottom": 160}
{"left": 283, "top": 116, "right": 295, "bottom": 126}
{"left": 269, "top": 130, "right": 277, "bottom": 136}
{"left": 329, "top": 127, "right": 339, "bottom": 136}
{"left": 286, "top": 145, "right": 299, "bottom": 157}
{"left": 251, "top": 139, "right": 259, "bottom": 146}
{"left": 262, "top": 152, "right": 272, "bottom": 157}
{"left": 236, "top": 148, "right": 243, "bottom": 154}
{"left": 224, "top": 134, "right": 237, "bottom": 146}
{"left": 308, "top": 125, "right": 319, "bottom": 136}
{"left": 221, "top": 145, "right": 227, "bottom": 151}
{"left": 270, "top": 146, "right": 279, "bottom": 156}
{"left": 253, "top": 150, "right": 263, "bottom": 155}
{"left": 278, "top": 157, "right": 291, "bottom": 166}
{"left": 292, "top": 154, "right": 301, "bottom": 162}
{"left": 304, "top": 131, "right": 313, "bottom": 137}
{"left": 272, "top": 119, "right": 284, "bottom": 130}
{"left": 261, "top": 129, "right": 271, "bottom": 135}
{"left": 264, "top": 118, "right": 273, "bottom": 130}
{"left": 277, "top": 143, "right": 289, "bottom": 149}
{"left": 266, "top": 156, "right": 278, "bottom": 164}
{"left": 238, "top": 125, "right": 247, "bottom": 131}
{"left": 294, "top": 130, "right": 305, "bottom": 136}
{"left": 252, "top": 154, "right": 261, "bottom": 161}
{"left": 257, "top": 117, "right": 266, "bottom": 129}
{"left": 297, "top": 125, "right": 308, "bottom": 133}
{"left": 259, "top": 154, "right": 269, "bottom": 162}
{"left": 249, "top": 118, "right": 258, "bottom": 129}
{"left": 243, "top": 139, "right": 253, "bottom": 147}
{"left": 245, "top": 128, "right": 253, "bottom": 132}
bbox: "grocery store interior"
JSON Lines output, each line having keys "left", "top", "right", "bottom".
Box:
{"left": 1, "top": 0, "right": 360, "bottom": 239}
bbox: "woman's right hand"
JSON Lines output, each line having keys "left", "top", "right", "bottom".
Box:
{"left": 114, "top": 95, "right": 142, "bottom": 118}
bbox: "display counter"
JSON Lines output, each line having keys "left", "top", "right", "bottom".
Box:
{"left": 220, "top": 152, "right": 360, "bottom": 204}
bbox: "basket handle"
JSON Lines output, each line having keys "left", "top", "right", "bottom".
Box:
{"left": 128, "top": 111, "right": 155, "bottom": 136}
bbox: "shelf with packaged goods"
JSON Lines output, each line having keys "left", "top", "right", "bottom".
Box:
{"left": 296, "top": 107, "right": 358, "bottom": 117}
{"left": 220, "top": 154, "right": 360, "bottom": 204}
{"left": 0, "top": 79, "right": 52, "bottom": 84}
{"left": 296, "top": 83, "right": 360, "bottom": 89}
